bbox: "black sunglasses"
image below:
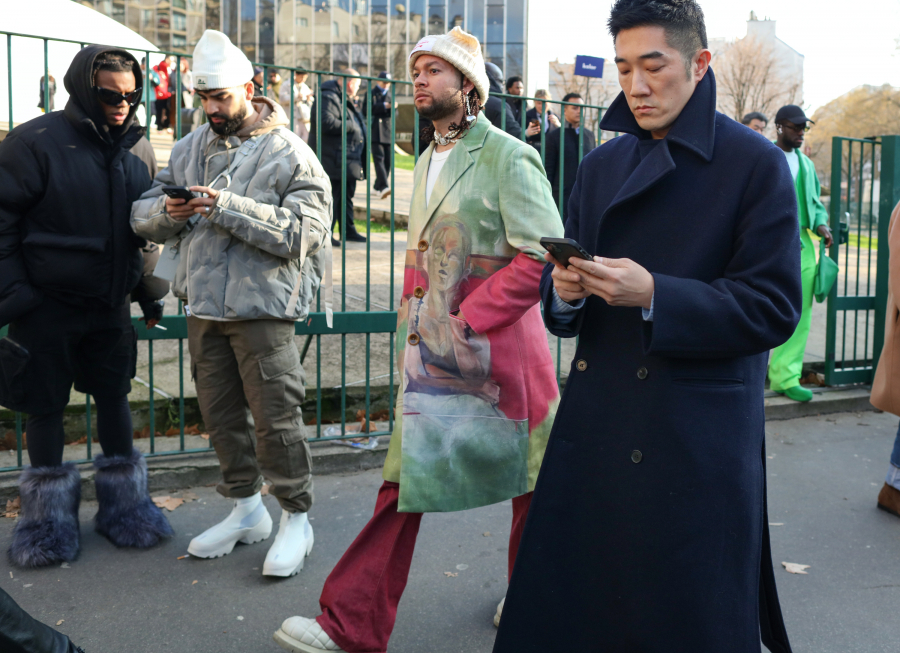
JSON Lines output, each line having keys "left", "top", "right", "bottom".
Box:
{"left": 92, "top": 86, "right": 143, "bottom": 107}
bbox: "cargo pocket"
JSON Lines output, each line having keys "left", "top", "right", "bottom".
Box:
{"left": 258, "top": 344, "right": 301, "bottom": 419}
{"left": 0, "top": 337, "right": 31, "bottom": 410}
{"left": 279, "top": 423, "right": 312, "bottom": 479}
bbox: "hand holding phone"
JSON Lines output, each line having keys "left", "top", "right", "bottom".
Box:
{"left": 540, "top": 237, "right": 592, "bottom": 269}
{"left": 163, "top": 186, "right": 199, "bottom": 221}
{"left": 540, "top": 237, "right": 592, "bottom": 304}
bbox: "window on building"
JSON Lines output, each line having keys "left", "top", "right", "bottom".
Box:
{"left": 333, "top": 21, "right": 340, "bottom": 37}
{"left": 298, "top": 17, "right": 309, "bottom": 26}
{"left": 428, "top": 4, "right": 445, "bottom": 34}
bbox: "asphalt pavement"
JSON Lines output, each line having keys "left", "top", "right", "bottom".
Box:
{"left": 1, "top": 410, "right": 899, "bottom": 653}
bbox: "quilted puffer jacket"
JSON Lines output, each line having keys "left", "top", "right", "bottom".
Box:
{"left": 130, "top": 97, "right": 332, "bottom": 322}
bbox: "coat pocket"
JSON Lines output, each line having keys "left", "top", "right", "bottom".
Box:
{"left": 0, "top": 337, "right": 30, "bottom": 409}
{"left": 22, "top": 232, "right": 110, "bottom": 292}
{"left": 673, "top": 377, "right": 744, "bottom": 388}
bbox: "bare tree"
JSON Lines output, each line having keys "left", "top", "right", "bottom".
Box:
{"left": 714, "top": 36, "right": 801, "bottom": 122}
{"left": 548, "top": 60, "right": 619, "bottom": 136}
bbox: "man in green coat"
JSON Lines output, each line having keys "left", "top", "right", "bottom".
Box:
{"left": 768, "top": 105, "right": 834, "bottom": 401}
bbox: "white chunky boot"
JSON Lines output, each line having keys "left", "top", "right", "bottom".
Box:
{"left": 263, "top": 510, "right": 314, "bottom": 577}
{"left": 273, "top": 616, "right": 344, "bottom": 652}
{"left": 187, "top": 493, "right": 272, "bottom": 559}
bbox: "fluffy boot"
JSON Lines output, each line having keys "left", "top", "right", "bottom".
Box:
{"left": 94, "top": 448, "right": 173, "bottom": 548}
{"left": 8, "top": 463, "right": 81, "bottom": 568}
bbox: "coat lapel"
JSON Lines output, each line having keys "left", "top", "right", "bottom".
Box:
{"left": 408, "top": 145, "right": 432, "bottom": 242}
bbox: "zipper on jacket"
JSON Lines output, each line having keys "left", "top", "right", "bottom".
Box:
{"left": 217, "top": 206, "right": 290, "bottom": 236}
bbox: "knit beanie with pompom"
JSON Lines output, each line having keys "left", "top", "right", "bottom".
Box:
{"left": 408, "top": 27, "right": 490, "bottom": 104}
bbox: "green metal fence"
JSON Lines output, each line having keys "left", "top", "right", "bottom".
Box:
{"left": 0, "top": 31, "right": 609, "bottom": 472}
{"left": 825, "top": 135, "right": 900, "bottom": 385}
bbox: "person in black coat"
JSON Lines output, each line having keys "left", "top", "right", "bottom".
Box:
{"left": 362, "top": 71, "right": 393, "bottom": 199}
{"left": 523, "top": 88, "right": 560, "bottom": 148}
{"left": 494, "top": 3, "right": 800, "bottom": 652}
{"left": 309, "top": 72, "right": 368, "bottom": 243}
{"left": 483, "top": 62, "right": 520, "bottom": 138}
{"left": 543, "top": 92, "right": 596, "bottom": 223}
{"left": 505, "top": 75, "right": 526, "bottom": 133}
{"left": 0, "top": 46, "right": 173, "bottom": 569}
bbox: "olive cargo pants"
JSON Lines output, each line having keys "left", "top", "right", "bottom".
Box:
{"left": 187, "top": 317, "right": 313, "bottom": 513}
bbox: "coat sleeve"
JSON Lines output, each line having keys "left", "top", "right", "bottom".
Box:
{"left": 808, "top": 164, "right": 829, "bottom": 233}
{"left": 319, "top": 93, "right": 347, "bottom": 136}
{"left": 461, "top": 143, "right": 564, "bottom": 334}
{"left": 130, "top": 160, "right": 190, "bottom": 243}
{"left": 544, "top": 132, "right": 559, "bottom": 190}
{"left": 0, "top": 135, "right": 44, "bottom": 326}
{"left": 205, "top": 155, "right": 332, "bottom": 260}
{"left": 642, "top": 146, "right": 802, "bottom": 358}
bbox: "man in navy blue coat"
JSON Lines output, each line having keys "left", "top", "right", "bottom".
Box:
{"left": 494, "top": 2, "right": 801, "bottom": 652}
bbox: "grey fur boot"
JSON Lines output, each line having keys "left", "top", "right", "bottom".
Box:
{"left": 8, "top": 463, "right": 81, "bottom": 568}
{"left": 94, "top": 448, "right": 173, "bottom": 548}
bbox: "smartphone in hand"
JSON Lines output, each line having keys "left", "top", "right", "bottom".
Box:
{"left": 162, "top": 186, "right": 198, "bottom": 202}
{"left": 540, "top": 237, "right": 592, "bottom": 268}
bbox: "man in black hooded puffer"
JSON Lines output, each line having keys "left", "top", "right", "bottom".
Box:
{"left": 0, "top": 46, "right": 173, "bottom": 568}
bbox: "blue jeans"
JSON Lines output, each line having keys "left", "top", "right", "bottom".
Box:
{"left": 887, "top": 421, "right": 900, "bottom": 490}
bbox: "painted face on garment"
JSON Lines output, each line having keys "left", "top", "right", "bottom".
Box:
{"left": 613, "top": 25, "right": 710, "bottom": 139}
{"left": 430, "top": 226, "right": 467, "bottom": 292}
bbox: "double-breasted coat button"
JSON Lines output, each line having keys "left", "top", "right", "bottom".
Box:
{"left": 631, "top": 450, "right": 643, "bottom": 463}
{"left": 413, "top": 286, "right": 425, "bottom": 299}
{"left": 407, "top": 333, "right": 420, "bottom": 346}
{"left": 637, "top": 366, "right": 648, "bottom": 380}
{"left": 417, "top": 239, "right": 429, "bottom": 252}
{"left": 576, "top": 359, "right": 588, "bottom": 372}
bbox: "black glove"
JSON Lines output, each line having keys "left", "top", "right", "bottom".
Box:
{"left": 140, "top": 299, "right": 165, "bottom": 324}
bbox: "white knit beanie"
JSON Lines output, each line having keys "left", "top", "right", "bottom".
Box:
{"left": 408, "top": 27, "right": 490, "bottom": 104}
{"left": 192, "top": 30, "right": 254, "bottom": 91}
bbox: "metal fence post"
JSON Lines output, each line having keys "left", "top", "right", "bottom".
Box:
{"left": 825, "top": 136, "right": 844, "bottom": 384}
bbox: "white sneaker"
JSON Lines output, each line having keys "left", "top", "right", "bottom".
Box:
{"left": 377, "top": 188, "right": 391, "bottom": 200}
{"left": 273, "top": 616, "right": 344, "bottom": 652}
{"left": 263, "top": 510, "right": 314, "bottom": 577}
{"left": 187, "top": 493, "right": 272, "bottom": 559}
{"left": 493, "top": 597, "right": 504, "bottom": 627}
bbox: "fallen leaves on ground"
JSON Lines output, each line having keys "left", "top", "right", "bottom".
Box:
{"left": 260, "top": 484, "right": 270, "bottom": 496}
{"left": 133, "top": 426, "right": 162, "bottom": 440}
{"left": 56, "top": 620, "right": 64, "bottom": 626}
{"left": 1, "top": 430, "right": 26, "bottom": 451}
{"left": 184, "top": 424, "right": 202, "bottom": 435}
{"left": 5, "top": 496, "right": 20, "bottom": 519}
{"left": 152, "top": 496, "right": 185, "bottom": 512}
{"left": 192, "top": 580, "right": 198, "bottom": 585}
{"left": 443, "top": 572, "right": 458, "bottom": 577}
{"left": 803, "top": 372, "right": 827, "bottom": 387}
{"left": 483, "top": 532, "right": 492, "bottom": 537}
{"left": 782, "top": 561, "right": 811, "bottom": 575}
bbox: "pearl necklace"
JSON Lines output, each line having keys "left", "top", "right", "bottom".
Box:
{"left": 432, "top": 114, "right": 477, "bottom": 146}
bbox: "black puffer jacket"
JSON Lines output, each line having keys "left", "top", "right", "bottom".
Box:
{"left": 483, "top": 63, "right": 520, "bottom": 138}
{"left": 308, "top": 79, "right": 367, "bottom": 181}
{"left": 0, "top": 45, "right": 150, "bottom": 326}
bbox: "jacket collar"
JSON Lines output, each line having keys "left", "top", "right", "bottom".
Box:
{"left": 410, "top": 112, "right": 490, "bottom": 238}
{"left": 600, "top": 67, "right": 718, "bottom": 163}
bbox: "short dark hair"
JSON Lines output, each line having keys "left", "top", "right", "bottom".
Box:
{"left": 608, "top": 0, "right": 708, "bottom": 72}
{"left": 92, "top": 51, "right": 134, "bottom": 85}
{"left": 562, "top": 92, "right": 583, "bottom": 104}
{"left": 741, "top": 111, "right": 768, "bottom": 126}
{"left": 505, "top": 75, "right": 523, "bottom": 91}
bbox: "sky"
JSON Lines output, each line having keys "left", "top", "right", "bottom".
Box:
{"left": 527, "top": 0, "right": 900, "bottom": 113}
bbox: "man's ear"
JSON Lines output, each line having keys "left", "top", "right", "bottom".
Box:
{"left": 693, "top": 49, "right": 712, "bottom": 83}
{"left": 243, "top": 81, "right": 255, "bottom": 101}
{"left": 462, "top": 77, "right": 475, "bottom": 95}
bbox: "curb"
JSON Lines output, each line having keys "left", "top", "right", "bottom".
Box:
{"left": 764, "top": 385, "right": 874, "bottom": 420}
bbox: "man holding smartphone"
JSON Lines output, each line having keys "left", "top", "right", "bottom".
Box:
{"left": 496, "top": 1, "right": 802, "bottom": 651}
{"left": 131, "top": 30, "right": 332, "bottom": 580}
{"left": 0, "top": 47, "right": 173, "bottom": 568}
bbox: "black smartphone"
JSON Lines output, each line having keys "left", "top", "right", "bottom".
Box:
{"left": 162, "top": 185, "right": 198, "bottom": 201}
{"left": 540, "top": 237, "right": 593, "bottom": 268}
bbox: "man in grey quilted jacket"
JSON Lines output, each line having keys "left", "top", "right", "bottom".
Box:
{"left": 130, "top": 30, "right": 332, "bottom": 579}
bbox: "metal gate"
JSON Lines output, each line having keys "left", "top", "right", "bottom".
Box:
{"left": 825, "top": 135, "right": 900, "bottom": 385}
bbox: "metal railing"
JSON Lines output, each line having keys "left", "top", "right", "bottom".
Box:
{"left": 0, "top": 30, "right": 608, "bottom": 472}
{"left": 825, "top": 135, "right": 900, "bottom": 385}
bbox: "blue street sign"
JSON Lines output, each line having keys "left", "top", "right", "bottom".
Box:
{"left": 574, "top": 55, "right": 605, "bottom": 79}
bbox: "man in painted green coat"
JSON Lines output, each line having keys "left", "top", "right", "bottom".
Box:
{"left": 768, "top": 105, "right": 834, "bottom": 402}
{"left": 273, "top": 27, "right": 565, "bottom": 653}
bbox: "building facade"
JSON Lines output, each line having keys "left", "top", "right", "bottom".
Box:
{"left": 77, "top": 0, "right": 528, "bottom": 86}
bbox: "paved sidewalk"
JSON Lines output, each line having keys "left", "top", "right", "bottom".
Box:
{"left": 1, "top": 411, "right": 898, "bottom": 652}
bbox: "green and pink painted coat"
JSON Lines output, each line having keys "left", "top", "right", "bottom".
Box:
{"left": 381, "top": 114, "right": 565, "bottom": 513}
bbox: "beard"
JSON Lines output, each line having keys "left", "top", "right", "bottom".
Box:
{"left": 418, "top": 88, "right": 464, "bottom": 121}
{"left": 208, "top": 103, "right": 248, "bottom": 136}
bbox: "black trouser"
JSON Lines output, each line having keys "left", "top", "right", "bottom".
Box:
{"left": 154, "top": 98, "right": 170, "bottom": 130}
{"left": 330, "top": 175, "right": 361, "bottom": 238}
{"left": 371, "top": 141, "right": 392, "bottom": 192}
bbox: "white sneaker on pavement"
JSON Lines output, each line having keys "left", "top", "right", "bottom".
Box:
{"left": 187, "top": 493, "right": 272, "bottom": 559}
{"left": 378, "top": 188, "right": 391, "bottom": 200}
{"left": 262, "top": 509, "right": 314, "bottom": 577}
{"left": 493, "top": 597, "right": 504, "bottom": 627}
{"left": 274, "top": 616, "right": 344, "bottom": 652}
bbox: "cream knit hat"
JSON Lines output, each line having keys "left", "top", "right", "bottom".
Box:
{"left": 408, "top": 27, "right": 490, "bottom": 104}
{"left": 192, "top": 30, "right": 254, "bottom": 91}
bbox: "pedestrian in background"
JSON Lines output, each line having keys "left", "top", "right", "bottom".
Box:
{"left": 496, "top": 1, "right": 800, "bottom": 650}
{"left": 309, "top": 69, "right": 368, "bottom": 244}
{"left": 37, "top": 73, "right": 56, "bottom": 112}
{"left": 741, "top": 110, "right": 767, "bottom": 134}
{"left": 152, "top": 55, "right": 174, "bottom": 132}
{"left": 525, "top": 88, "right": 560, "bottom": 148}
{"left": 543, "top": 92, "right": 596, "bottom": 223}
{"left": 252, "top": 66, "right": 265, "bottom": 96}
{"left": 180, "top": 57, "right": 194, "bottom": 108}
{"left": 0, "top": 47, "right": 173, "bottom": 569}
{"left": 870, "top": 198, "right": 900, "bottom": 518}
{"left": 505, "top": 74, "right": 525, "bottom": 129}
{"left": 279, "top": 69, "right": 313, "bottom": 142}
{"left": 364, "top": 71, "right": 394, "bottom": 200}
{"left": 768, "top": 104, "right": 833, "bottom": 403}
{"left": 274, "top": 27, "right": 564, "bottom": 652}
{"left": 483, "top": 62, "right": 520, "bottom": 137}
{"left": 131, "top": 30, "right": 333, "bottom": 579}
{"left": 268, "top": 69, "right": 283, "bottom": 98}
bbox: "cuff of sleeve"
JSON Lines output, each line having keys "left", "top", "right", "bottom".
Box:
{"left": 642, "top": 292, "right": 655, "bottom": 322}
{"left": 551, "top": 287, "right": 584, "bottom": 313}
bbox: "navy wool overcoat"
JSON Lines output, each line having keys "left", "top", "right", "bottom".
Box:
{"left": 494, "top": 70, "right": 801, "bottom": 653}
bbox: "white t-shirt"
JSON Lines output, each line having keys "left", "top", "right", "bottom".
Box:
{"left": 426, "top": 148, "right": 453, "bottom": 207}
{"left": 782, "top": 148, "right": 800, "bottom": 181}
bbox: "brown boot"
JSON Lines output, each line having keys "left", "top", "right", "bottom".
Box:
{"left": 877, "top": 483, "right": 900, "bottom": 518}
